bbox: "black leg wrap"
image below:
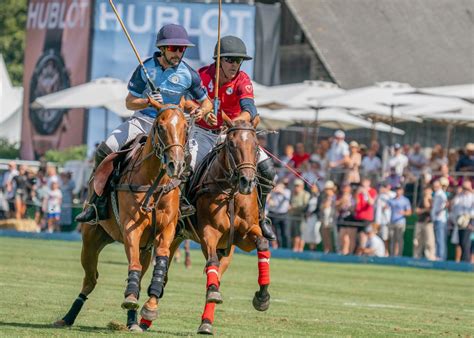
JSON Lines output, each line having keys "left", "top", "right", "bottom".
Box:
{"left": 256, "top": 237, "right": 270, "bottom": 251}
{"left": 147, "top": 256, "right": 169, "bottom": 299}
{"left": 62, "top": 293, "right": 87, "bottom": 326}
{"left": 127, "top": 309, "right": 138, "bottom": 328}
{"left": 124, "top": 270, "right": 141, "bottom": 298}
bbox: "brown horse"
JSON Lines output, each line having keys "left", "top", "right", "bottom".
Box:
{"left": 54, "top": 97, "right": 190, "bottom": 331}
{"left": 169, "top": 118, "right": 272, "bottom": 335}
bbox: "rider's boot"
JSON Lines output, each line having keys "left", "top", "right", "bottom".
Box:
{"left": 75, "top": 142, "right": 113, "bottom": 223}
{"left": 179, "top": 182, "right": 195, "bottom": 218}
{"left": 257, "top": 158, "right": 277, "bottom": 241}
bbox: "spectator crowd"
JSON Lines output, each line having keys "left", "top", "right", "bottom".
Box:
{"left": 264, "top": 131, "right": 474, "bottom": 263}
{"left": 1, "top": 131, "right": 473, "bottom": 263}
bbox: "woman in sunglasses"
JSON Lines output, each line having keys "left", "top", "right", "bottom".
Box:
{"left": 76, "top": 24, "right": 213, "bottom": 224}
{"left": 187, "top": 35, "right": 277, "bottom": 241}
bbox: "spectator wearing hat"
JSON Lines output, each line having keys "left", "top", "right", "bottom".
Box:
{"left": 449, "top": 181, "right": 474, "bottom": 262}
{"left": 387, "top": 143, "right": 408, "bottom": 177}
{"left": 413, "top": 186, "right": 435, "bottom": 260}
{"left": 319, "top": 180, "right": 337, "bottom": 253}
{"left": 289, "top": 179, "right": 310, "bottom": 252}
{"left": 387, "top": 185, "right": 412, "bottom": 256}
{"left": 346, "top": 141, "right": 361, "bottom": 185}
{"left": 327, "top": 130, "right": 350, "bottom": 185}
{"left": 358, "top": 223, "right": 386, "bottom": 257}
{"left": 431, "top": 180, "right": 449, "bottom": 260}
{"left": 455, "top": 143, "right": 474, "bottom": 187}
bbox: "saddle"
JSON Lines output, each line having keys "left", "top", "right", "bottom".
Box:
{"left": 94, "top": 134, "right": 148, "bottom": 196}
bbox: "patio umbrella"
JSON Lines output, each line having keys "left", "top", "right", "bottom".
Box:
{"left": 404, "top": 84, "right": 474, "bottom": 103}
{"left": 32, "top": 77, "right": 131, "bottom": 139}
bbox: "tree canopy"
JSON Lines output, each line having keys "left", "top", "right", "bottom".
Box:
{"left": 0, "top": 0, "right": 27, "bottom": 86}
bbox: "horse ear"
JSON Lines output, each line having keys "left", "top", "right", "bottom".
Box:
{"left": 147, "top": 94, "right": 163, "bottom": 110}
{"left": 179, "top": 95, "right": 186, "bottom": 109}
{"left": 252, "top": 115, "right": 260, "bottom": 129}
{"left": 222, "top": 112, "right": 234, "bottom": 127}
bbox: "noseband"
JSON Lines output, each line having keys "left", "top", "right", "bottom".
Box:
{"left": 150, "top": 104, "right": 186, "bottom": 162}
{"left": 222, "top": 125, "right": 258, "bottom": 183}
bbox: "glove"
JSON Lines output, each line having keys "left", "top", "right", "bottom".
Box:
{"left": 148, "top": 91, "right": 163, "bottom": 105}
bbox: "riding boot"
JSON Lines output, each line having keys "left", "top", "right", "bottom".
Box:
{"left": 75, "top": 142, "right": 113, "bottom": 223}
{"left": 179, "top": 182, "right": 195, "bottom": 218}
{"left": 257, "top": 158, "right": 277, "bottom": 241}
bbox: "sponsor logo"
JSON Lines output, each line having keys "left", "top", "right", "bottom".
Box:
{"left": 226, "top": 87, "right": 233, "bottom": 95}
{"left": 245, "top": 84, "right": 252, "bottom": 93}
{"left": 170, "top": 75, "right": 179, "bottom": 84}
{"left": 208, "top": 80, "right": 214, "bottom": 93}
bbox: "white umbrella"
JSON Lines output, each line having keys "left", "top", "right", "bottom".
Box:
{"left": 404, "top": 84, "right": 474, "bottom": 103}
{"left": 255, "top": 80, "right": 344, "bottom": 109}
{"left": 258, "top": 107, "right": 405, "bottom": 134}
{"left": 32, "top": 77, "right": 131, "bottom": 118}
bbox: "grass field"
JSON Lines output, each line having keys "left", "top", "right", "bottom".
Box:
{"left": 0, "top": 237, "right": 472, "bottom": 337}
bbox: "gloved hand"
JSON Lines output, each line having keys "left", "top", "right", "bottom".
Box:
{"left": 147, "top": 91, "right": 163, "bottom": 105}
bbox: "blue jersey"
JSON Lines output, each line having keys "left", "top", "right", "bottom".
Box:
{"left": 127, "top": 52, "right": 207, "bottom": 118}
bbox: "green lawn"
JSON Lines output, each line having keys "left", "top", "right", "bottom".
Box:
{"left": 0, "top": 237, "right": 472, "bottom": 337}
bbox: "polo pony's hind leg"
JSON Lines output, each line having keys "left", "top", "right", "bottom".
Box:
{"left": 53, "top": 224, "right": 113, "bottom": 327}
{"left": 252, "top": 236, "right": 271, "bottom": 311}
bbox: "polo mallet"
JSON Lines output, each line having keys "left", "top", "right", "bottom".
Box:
{"left": 109, "top": 0, "right": 158, "bottom": 92}
{"left": 213, "top": 0, "right": 223, "bottom": 118}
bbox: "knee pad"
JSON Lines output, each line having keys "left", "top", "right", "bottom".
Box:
{"left": 95, "top": 142, "right": 114, "bottom": 168}
{"left": 257, "top": 158, "right": 276, "bottom": 194}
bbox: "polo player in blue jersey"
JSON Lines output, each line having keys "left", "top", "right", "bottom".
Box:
{"left": 76, "top": 24, "right": 214, "bottom": 224}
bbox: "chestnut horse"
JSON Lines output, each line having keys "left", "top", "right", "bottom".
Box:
{"left": 54, "top": 97, "right": 189, "bottom": 332}
{"left": 169, "top": 119, "right": 272, "bottom": 335}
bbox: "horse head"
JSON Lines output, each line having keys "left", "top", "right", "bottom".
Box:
{"left": 148, "top": 95, "right": 189, "bottom": 179}
{"left": 222, "top": 115, "right": 259, "bottom": 195}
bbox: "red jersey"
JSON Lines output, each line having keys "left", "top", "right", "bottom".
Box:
{"left": 197, "top": 63, "right": 254, "bottom": 129}
{"left": 290, "top": 153, "right": 310, "bottom": 169}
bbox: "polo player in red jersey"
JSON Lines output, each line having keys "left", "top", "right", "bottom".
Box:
{"left": 187, "top": 35, "right": 276, "bottom": 241}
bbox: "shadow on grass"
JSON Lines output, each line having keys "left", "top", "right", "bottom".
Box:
{"left": 0, "top": 321, "right": 108, "bottom": 333}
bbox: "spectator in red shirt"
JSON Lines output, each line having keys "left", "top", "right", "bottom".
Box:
{"left": 290, "top": 143, "right": 310, "bottom": 170}
{"left": 354, "top": 178, "right": 377, "bottom": 224}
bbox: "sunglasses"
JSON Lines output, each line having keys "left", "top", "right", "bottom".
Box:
{"left": 164, "top": 46, "right": 187, "bottom": 53}
{"left": 222, "top": 56, "right": 244, "bottom": 64}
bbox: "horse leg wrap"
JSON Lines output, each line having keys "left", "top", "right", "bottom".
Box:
{"left": 257, "top": 250, "right": 271, "bottom": 286}
{"left": 62, "top": 293, "right": 88, "bottom": 325}
{"left": 139, "top": 318, "right": 153, "bottom": 330}
{"left": 148, "top": 256, "right": 169, "bottom": 298}
{"left": 124, "top": 270, "right": 141, "bottom": 298}
{"left": 127, "top": 309, "right": 137, "bottom": 328}
{"left": 201, "top": 302, "right": 216, "bottom": 323}
{"left": 205, "top": 265, "right": 220, "bottom": 289}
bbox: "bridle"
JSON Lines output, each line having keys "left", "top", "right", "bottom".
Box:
{"left": 149, "top": 104, "right": 186, "bottom": 162}
{"left": 219, "top": 125, "right": 258, "bottom": 185}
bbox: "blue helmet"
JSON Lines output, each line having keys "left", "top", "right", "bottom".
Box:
{"left": 156, "top": 24, "right": 195, "bottom": 47}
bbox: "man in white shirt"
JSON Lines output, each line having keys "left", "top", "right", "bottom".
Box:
{"left": 408, "top": 143, "right": 427, "bottom": 178}
{"left": 431, "top": 180, "right": 448, "bottom": 260}
{"left": 327, "top": 130, "right": 349, "bottom": 184}
{"left": 359, "top": 224, "right": 386, "bottom": 257}
{"left": 362, "top": 149, "right": 382, "bottom": 184}
{"left": 387, "top": 143, "right": 408, "bottom": 177}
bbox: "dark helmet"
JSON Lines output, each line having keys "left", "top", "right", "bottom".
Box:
{"left": 156, "top": 24, "right": 195, "bottom": 47}
{"left": 213, "top": 36, "right": 252, "bottom": 60}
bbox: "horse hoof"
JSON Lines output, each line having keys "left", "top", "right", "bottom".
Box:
{"left": 52, "top": 319, "right": 70, "bottom": 328}
{"left": 252, "top": 291, "right": 270, "bottom": 312}
{"left": 206, "top": 290, "right": 223, "bottom": 304}
{"left": 197, "top": 322, "right": 213, "bottom": 335}
{"left": 122, "top": 295, "right": 140, "bottom": 310}
{"left": 128, "top": 323, "right": 143, "bottom": 332}
{"left": 140, "top": 304, "right": 158, "bottom": 321}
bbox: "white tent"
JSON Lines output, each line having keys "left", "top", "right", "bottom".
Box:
{"left": 255, "top": 80, "right": 344, "bottom": 108}
{"left": 258, "top": 107, "right": 405, "bottom": 134}
{"left": 32, "top": 77, "right": 132, "bottom": 118}
{"left": 0, "top": 54, "right": 23, "bottom": 143}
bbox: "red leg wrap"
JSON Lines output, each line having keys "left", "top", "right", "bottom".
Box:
{"left": 140, "top": 318, "right": 152, "bottom": 329}
{"left": 205, "top": 265, "right": 220, "bottom": 289}
{"left": 257, "top": 250, "right": 271, "bottom": 286}
{"left": 201, "top": 302, "right": 216, "bottom": 323}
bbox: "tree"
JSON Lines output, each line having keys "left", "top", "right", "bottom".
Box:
{"left": 44, "top": 145, "right": 88, "bottom": 165}
{"left": 0, "top": 138, "right": 20, "bottom": 159}
{"left": 0, "top": 0, "right": 27, "bottom": 86}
